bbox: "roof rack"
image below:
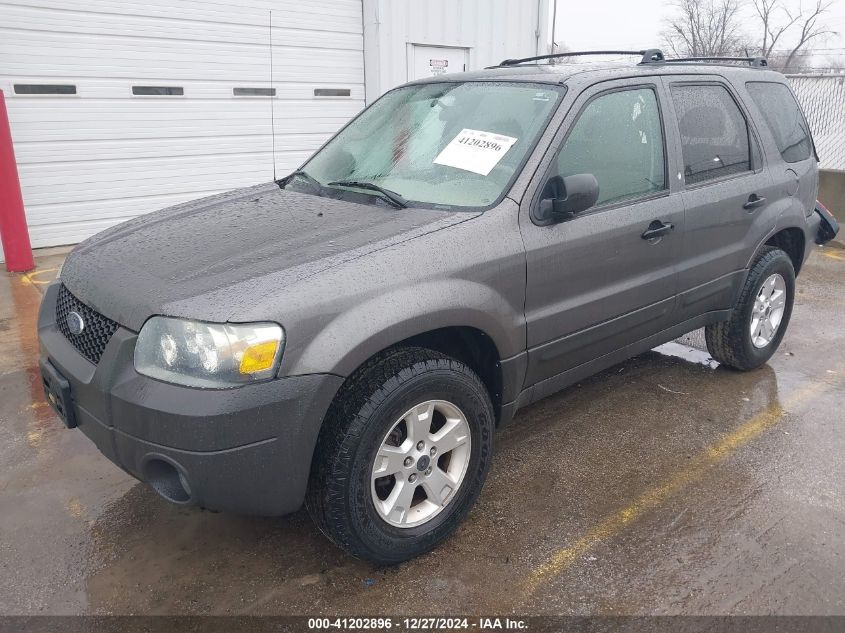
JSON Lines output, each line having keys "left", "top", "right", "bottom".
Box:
{"left": 660, "top": 56, "right": 768, "bottom": 67}
{"left": 494, "top": 49, "right": 769, "bottom": 69}
{"left": 497, "top": 49, "right": 665, "bottom": 67}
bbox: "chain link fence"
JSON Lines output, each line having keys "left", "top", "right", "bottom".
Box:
{"left": 788, "top": 74, "right": 845, "bottom": 172}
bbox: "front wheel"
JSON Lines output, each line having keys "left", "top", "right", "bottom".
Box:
{"left": 705, "top": 246, "right": 795, "bottom": 371}
{"left": 306, "top": 347, "right": 495, "bottom": 564}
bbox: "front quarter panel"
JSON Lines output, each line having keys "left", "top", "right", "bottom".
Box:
{"left": 237, "top": 199, "right": 527, "bottom": 378}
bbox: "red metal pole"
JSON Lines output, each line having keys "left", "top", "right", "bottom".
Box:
{"left": 0, "top": 89, "right": 35, "bottom": 273}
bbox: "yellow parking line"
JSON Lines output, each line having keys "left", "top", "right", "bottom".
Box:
{"left": 19, "top": 267, "right": 58, "bottom": 286}
{"left": 821, "top": 250, "right": 845, "bottom": 261}
{"left": 518, "top": 375, "right": 833, "bottom": 603}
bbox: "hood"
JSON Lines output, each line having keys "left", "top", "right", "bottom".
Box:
{"left": 61, "top": 183, "right": 474, "bottom": 331}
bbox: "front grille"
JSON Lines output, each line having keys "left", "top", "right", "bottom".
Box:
{"left": 56, "top": 284, "right": 120, "bottom": 364}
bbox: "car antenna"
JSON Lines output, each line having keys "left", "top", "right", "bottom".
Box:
{"left": 269, "top": 9, "right": 277, "bottom": 180}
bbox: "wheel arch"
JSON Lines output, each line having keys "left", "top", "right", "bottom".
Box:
{"left": 764, "top": 227, "right": 805, "bottom": 275}
{"left": 398, "top": 327, "right": 503, "bottom": 420}
{"left": 324, "top": 325, "right": 507, "bottom": 425}
{"left": 286, "top": 277, "right": 524, "bottom": 387}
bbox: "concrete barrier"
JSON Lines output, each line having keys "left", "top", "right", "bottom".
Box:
{"left": 819, "top": 170, "right": 845, "bottom": 245}
{"left": 819, "top": 171, "right": 844, "bottom": 219}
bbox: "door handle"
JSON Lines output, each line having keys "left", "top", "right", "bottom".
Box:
{"left": 743, "top": 194, "right": 767, "bottom": 210}
{"left": 641, "top": 220, "right": 674, "bottom": 240}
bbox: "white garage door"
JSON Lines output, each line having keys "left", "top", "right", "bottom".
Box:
{"left": 0, "top": 0, "right": 365, "bottom": 257}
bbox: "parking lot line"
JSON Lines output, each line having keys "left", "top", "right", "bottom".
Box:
{"left": 516, "top": 371, "right": 837, "bottom": 604}
{"left": 821, "top": 249, "right": 845, "bottom": 261}
{"left": 19, "top": 267, "right": 57, "bottom": 286}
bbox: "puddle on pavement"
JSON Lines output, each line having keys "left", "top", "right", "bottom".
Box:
{"left": 655, "top": 329, "right": 720, "bottom": 369}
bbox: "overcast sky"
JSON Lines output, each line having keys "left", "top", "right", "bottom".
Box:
{"left": 553, "top": 0, "right": 845, "bottom": 68}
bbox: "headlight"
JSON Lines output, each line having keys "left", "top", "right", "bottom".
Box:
{"left": 134, "top": 317, "right": 284, "bottom": 388}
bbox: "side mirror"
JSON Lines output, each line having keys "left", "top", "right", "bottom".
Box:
{"left": 538, "top": 174, "right": 600, "bottom": 222}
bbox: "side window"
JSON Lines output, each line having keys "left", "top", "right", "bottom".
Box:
{"left": 671, "top": 84, "right": 751, "bottom": 185}
{"left": 553, "top": 88, "right": 666, "bottom": 207}
{"left": 746, "top": 82, "right": 814, "bottom": 163}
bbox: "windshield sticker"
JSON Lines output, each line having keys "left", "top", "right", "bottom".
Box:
{"left": 433, "top": 128, "right": 518, "bottom": 176}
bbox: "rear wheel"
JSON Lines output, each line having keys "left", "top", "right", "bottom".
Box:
{"left": 705, "top": 246, "right": 795, "bottom": 371}
{"left": 306, "top": 347, "right": 494, "bottom": 564}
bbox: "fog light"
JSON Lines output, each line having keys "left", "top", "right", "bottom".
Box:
{"left": 144, "top": 458, "right": 191, "bottom": 504}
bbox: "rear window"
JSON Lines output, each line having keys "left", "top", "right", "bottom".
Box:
{"left": 746, "top": 82, "right": 814, "bottom": 163}
{"left": 671, "top": 84, "right": 752, "bottom": 185}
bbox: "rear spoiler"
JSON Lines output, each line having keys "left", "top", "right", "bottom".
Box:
{"left": 815, "top": 200, "right": 840, "bottom": 245}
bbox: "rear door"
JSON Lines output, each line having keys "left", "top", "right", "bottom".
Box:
{"left": 520, "top": 77, "right": 685, "bottom": 386}
{"left": 661, "top": 76, "right": 778, "bottom": 321}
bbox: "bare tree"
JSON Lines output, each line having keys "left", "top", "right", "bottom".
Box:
{"left": 749, "top": 0, "right": 838, "bottom": 70}
{"left": 663, "top": 0, "right": 748, "bottom": 57}
{"left": 782, "top": 0, "right": 837, "bottom": 70}
{"left": 751, "top": 0, "right": 800, "bottom": 57}
{"left": 665, "top": 0, "right": 838, "bottom": 68}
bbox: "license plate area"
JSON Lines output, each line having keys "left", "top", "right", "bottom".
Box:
{"left": 40, "top": 358, "right": 77, "bottom": 429}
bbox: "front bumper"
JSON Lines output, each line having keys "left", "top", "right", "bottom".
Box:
{"left": 38, "top": 282, "right": 343, "bottom": 515}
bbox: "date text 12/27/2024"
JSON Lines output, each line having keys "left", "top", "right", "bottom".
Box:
{"left": 307, "top": 617, "right": 528, "bottom": 630}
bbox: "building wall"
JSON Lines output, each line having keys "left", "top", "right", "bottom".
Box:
{"left": 0, "top": 0, "right": 366, "bottom": 260}
{"left": 362, "top": 0, "right": 551, "bottom": 103}
{"left": 1, "top": 0, "right": 551, "bottom": 261}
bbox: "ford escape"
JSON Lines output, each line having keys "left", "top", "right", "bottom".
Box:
{"left": 38, "top": 49, "right": 839, "bottom": 564}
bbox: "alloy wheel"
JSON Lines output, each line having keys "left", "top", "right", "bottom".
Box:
{"left": 750, "top": 273, "right": 787, "bottom": 348}
{"left": 371, "top": 400, "right": 472, "bottom": 528}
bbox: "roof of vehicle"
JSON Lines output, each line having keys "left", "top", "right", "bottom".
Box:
{"left": 407, "top": 54, "right": 787, "bottom": 88}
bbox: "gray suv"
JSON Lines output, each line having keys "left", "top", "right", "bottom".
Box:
{"left": 38, "top": 50, "right": 839, "bottom": 564}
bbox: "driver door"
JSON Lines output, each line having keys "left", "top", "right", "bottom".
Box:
{"left": 520, "top": 78, "right": 685, "bottom": 387}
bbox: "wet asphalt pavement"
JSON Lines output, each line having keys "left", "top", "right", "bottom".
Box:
{"left": 1, "top": 245, "right": 844, "bottom": 616}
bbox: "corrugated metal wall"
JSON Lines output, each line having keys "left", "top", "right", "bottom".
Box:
{"left": 0, "top": 0, "right": 365, "bottom": 258}
{"left": 788, "top": 74, "right": 845, "bottom": 172}
{"left": 1, "top": 0, "right": 551, "bottom": 260}
{"left": 362, "top": 0, "right": 551, "bottom": 102}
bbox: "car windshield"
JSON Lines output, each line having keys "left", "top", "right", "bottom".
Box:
{"left": 291, "top": 81, "right": 563, "bottom": 209}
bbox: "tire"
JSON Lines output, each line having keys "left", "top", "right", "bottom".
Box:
{"left": 306, "top": 346, "right": 495, "bottom": 564}
{"left": 705, "top": 246, "right": 795, "bottom": 371}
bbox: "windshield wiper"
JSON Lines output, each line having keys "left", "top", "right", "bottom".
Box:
{"left": 278, "top": 169, "right": 322, "bottom": 190}
{"left": 327, "top": 180, "right": 408, "bottom": 209}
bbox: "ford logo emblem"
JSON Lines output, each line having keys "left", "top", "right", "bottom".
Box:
{"left": 66, "top": 311, "right": 85, "bottom": 335}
